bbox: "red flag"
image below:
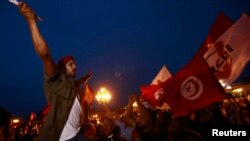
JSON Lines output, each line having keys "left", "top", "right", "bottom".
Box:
{"left": 141, "top": 82, "right": 168, "bottom": 107}
{"left": 141, "top": 56, "right": 227, "bottom": 115}
{"left": 204, "top": 13, "right": 250, "bottom": 85}
{"left": 82, "top": 83, "right": 94, "bottom": 106}
{"left": 164, "top": 56, "right": 227, "bottom": 116}
{"left": 141, "top": 65, "right": 172, "bottom": 107}
{"left": 196, "top": 12, "right": 233, "bottom": 56}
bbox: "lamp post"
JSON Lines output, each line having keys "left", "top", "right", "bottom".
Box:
{"left": 95, "top": 87, "right": 112, "bottom": 117}
{"left": 95, "top": 87, "right": 111, "bottom": 104}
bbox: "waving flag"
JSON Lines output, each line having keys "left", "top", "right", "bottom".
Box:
{"left": 82, "top": 83, "right": 94, "bottom": 106}
{"left": 204, "top": 13, "right": 250, "bottom": 85}
{"left": 164, "top": 56, "right": 227, "bottom": 116}
{"left": 141, "top": 65, "right": 172, "bottom": 107}
{"left": 141, "top": 56, "right": 226, "bottom": 116}
{"left": 196, "top": 12, "right": 233, "bottom": 56}
{"left": 141, "top": 81, "right": 169, "bottom": 107}
{"left": 151, "top": 65, "right": 172, "bottom": 85}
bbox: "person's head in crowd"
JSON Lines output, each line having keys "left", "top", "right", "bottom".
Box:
{"left": 136, "top": 108, "right": 157, "bottom": 133}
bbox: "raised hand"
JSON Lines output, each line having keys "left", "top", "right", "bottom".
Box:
{"left": 85, "top": 72, "right": 93, "bottom": 80}
{"left": 76, "top": 72, "right": 93, "bottom": 88}
{"left": 18, "top": 2, "right": 42, "bottom": 21}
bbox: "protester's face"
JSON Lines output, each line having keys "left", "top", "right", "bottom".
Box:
{"left": 65, "top": 60, "right": 77, "bottom": 78}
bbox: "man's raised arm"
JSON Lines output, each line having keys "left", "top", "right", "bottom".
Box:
{"left": 18, "top": 2, "right": 56, "bottom": 76}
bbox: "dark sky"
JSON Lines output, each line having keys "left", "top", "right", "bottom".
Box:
{"left": 1, "top": 0, "right": 250, "bottom": 117}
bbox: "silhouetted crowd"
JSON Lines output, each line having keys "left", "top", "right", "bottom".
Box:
{"left": 1, "top": 93, "right": 250, "bottom": 141}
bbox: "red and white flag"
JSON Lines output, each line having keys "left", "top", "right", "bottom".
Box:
{"left": 196, "top": 12, "right": 233, "bottom": 56}
{"left": 141, "top": 81, "right": 169, "bottom": 107}
{"left": 164, "top": 56, "right": 227, "bottom": 116}
{"left": 151, "top": 65, "right": 172, "bottom": 85}
{"left": 203, "top": 14, "right": 250, "bottom": 85}
{"left": 141, "top": 57, "right": 227, "bottom": 115}
{"left": 141, "top": 65, "right": 172, "bottom": 107}
{"left": 82, "top": 83, "right": 94, "bottom": 106}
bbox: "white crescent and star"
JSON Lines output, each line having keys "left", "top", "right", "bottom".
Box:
{"left": 154, "top": 88, "right": 165, "bottom": 101}
{"left": 181, "top": 76, "right": 203, "bottom": 100}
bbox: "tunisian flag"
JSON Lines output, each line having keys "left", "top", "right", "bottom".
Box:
{"left": 141, "top": 65, "right": 172, "bottom": 107}
{"left": 143, "top": 56, "right": 227, "bottom": 116}
{"left": 164, "top": 56, "right": 227, "bottom": 116}
{"left": 203, "top": 13, "right": 250, "bottom": 85}
{"left": 141, "top": 81, "right": 169, "bottom": 107}
{"left": 195, "top": 12, "right": 233, "bottom": 56}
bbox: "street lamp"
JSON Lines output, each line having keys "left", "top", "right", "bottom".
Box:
{"left": 95, "top": 87, "right": 112, "bottom": 117}
{"left": 95, "top": 87, "right": 111, "bottom": 104}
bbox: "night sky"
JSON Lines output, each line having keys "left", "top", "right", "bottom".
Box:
{"left": 1, "top": 0, "right": 250, "bottom": 118}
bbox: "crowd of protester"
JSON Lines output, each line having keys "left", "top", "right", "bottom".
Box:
{"left": 1, "top": 93, "right": 250, "bottom": 141}
{"left": 2, "top": 2, "right": 249, "bottom": 141}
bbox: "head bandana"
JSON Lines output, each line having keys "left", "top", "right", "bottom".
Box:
{"left": 58, "top": 55, "right": 75, "bottom": 65}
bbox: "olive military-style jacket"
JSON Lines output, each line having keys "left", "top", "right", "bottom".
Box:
{"left": 36, "top": 68, "right": 79, "bottom": 141}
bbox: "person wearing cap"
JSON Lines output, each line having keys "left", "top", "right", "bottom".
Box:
{"left": 18, "top": 2, "right": 92, "bottom": 141}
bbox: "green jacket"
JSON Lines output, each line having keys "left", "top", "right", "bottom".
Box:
{"left": 36, "top": 68, "right": 78, "bottom": 141}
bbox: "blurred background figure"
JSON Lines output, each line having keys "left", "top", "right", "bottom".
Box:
{"left": 0, "top": 107, "right": 11, "bottom": 141}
